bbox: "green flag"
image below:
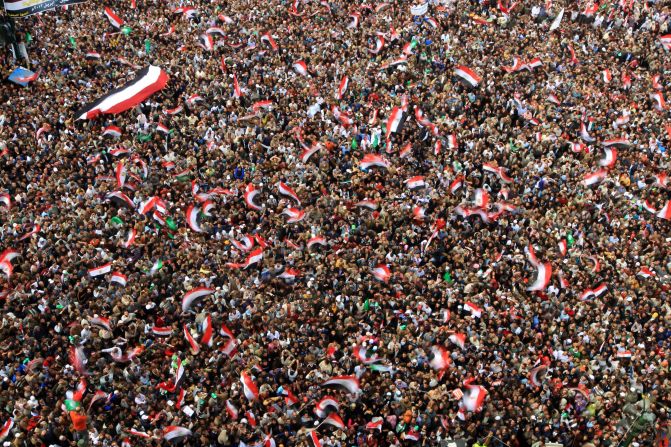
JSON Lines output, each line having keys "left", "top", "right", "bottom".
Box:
{"left": 122, "top": 26, "right": 132, "bottom": 35}
{"left": 25, "top": 33, "right": 32, "bottom": 43}
{"left": 110, "top": 216, "right": 123, "bottom": 226}
{"left": 166, "top": 217, "right": 177, "bottom": 230}
{"left": 443, "top": 271, "right": 453, "bottom": 284}
{"left": 144, "top": 38, "right": 151, "bottom": 54}
{"left": 69, "top": 36, "right": 76, "bottom": 48}
{"left": 371, "top": 133, "right": 379, "bottom": 148}
{"left": 149, "top": 259, "right": 163, "bottom": 275}
{"left": 64, "top": 399, "right": 80, "bottom": 411}
{"left": 137, "top": 133, "right": 152, "bottom": 142}
{"left": 363, "top": 299, "right": 369, "bottom": 311}
{"left": 351, "top": 138, "right": 358, "bottom": 150}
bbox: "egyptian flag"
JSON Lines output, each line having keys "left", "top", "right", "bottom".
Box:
{"left": 69, "top": 346, "right": 87, "bottom": 375}
{"left": 450, "top": 175, "right": 464, "bottom": 194}
{"left": 122, "top": 228, "right": 136, "bottom": 248}
{"left": 463, "top": 302, "right": 482, "bottom": 318}
{"left": 321, "top": 376, "right": 360, "bottom": 394}
{"left": 307, "top": 236, "right": 326, "bottom": 249}
{"left": 110, "top": 272, "right": 127, "bottom": 286}
{"left": 462, "top": 385, "right": 487, "bottom": 412}
{"left": 152, "top": 326, "right": 172, "bottom": 336}
{"left": 102, "top": 125, "right": 122, "bottom": 138}
{"left": 278, "top": 268, "right": 300, "bottom": 281}
{"left": 0, "top": 419, "right": 13, "bottom": 442}
{"left": 449, "top": 333, "right": 466, "bottom": 350}
{"left": 558, "top": 239, "right": 567, "bottom": 257}
{"left": 337, "top": 76, "right": 348, "bottom": 100}
{"left": 355, "top": 200, "right": 378, "bottom": 211}
{"left": 186, "top": 205, "right": 204, "bottom": 232}
{"left": 651, "top": 92, "right": 666, "bottom": 111}
{"left": 366, "top": 417, "right": 383, "bottom": 431}
{"left": 183, "top": 325, "right": 201, "bottom": 354}
{"left": 659, "top": 34, "right": 671, "bottom": 51}
{"left": 454, "top": 65, "right": 481, "bottom": 87}
{"left": 599, "top": 148, "right": 617, "bottom": 168}
{"left": 225, "top": 400, "right": 238, "bottom": 420}
{"left": 277, "top": 182, "right": 301, "bottom": 204}
{"left": 580, "top": 121, "right": 595, "bottom": 142}
{"left": 260, "top": 32, "right": 279, "bottom": 51}
{"left": 233, "top": 74, "right": 242, "bottom": 98}
{"left": 529, "top": 365, "right": 547, "bottom": 387}
{"left": 528, "top": 262, "right": 552, "bottom": 291}
{"left": 371, "top": 264, "right": 391, "bottom": 282}
{"left": 583, "top": 169, "right": 607, "bottom": 186}
{"left": 282, "top": 207, "right": 305, "bottom": 223}
{"left": 405, "top": 430, "right": 420, "bottom": 442}
{"left": 321, "top": 413, "right": 345, "bottom": 430}
{"left": 182, "top": 287, "right": 214, "bottom": 312}
{"left": 657, "top": 200, "right": 671, "bottom": 220}
{"left": 637, "top": 267, "right": 654, "bottom": 279}
{"left": 77, "top": 66, "right": 169, "bottom": 120}
{"left": 0, "top": 193, "right": 10, "bottom": 208}
{"left": 240, "top": 371, "right": 259, "bottom": 401}
{"left": 293, "top": 60, "right": 308, "bottom": 76}
{"left": 244, "top": 183, "right": 263, "bottom": 211}
{"left": 200, "top": 34, "right": 214, "bottom": 51}
{"left": 307, "top": 431, "right": 322, "bottom": 447}
{"left": 385, "top": 107, "right": 405, "bottom": 138}
{"left": 314, "top": 397, "right": 339, "bottom": 418}
{"left": 602, "top": 138, "right": 630, "bottom": 149}
{"left": 163, "top": 426, "right": 192, "bottom": 442}
{"left": 104, "top": 6, "right": 124, "bottom": 28}
{"left": 369, "top": 35, "right": 384, "bottom": 54}
{"left": 88, "top": 262, "right": 112, "bottom": 277}
{"left": 360, "top": 154, "right": 390, "bottom": 170}
{"left": 86, "top": 51, "right": 101, "bottom": 61}
{"left": 429, "top": 345, "right": 451, "bottom": 371}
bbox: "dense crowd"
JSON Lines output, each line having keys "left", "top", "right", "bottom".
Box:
{"left": 0, "top": 0, "right": 670, "bottom": 446}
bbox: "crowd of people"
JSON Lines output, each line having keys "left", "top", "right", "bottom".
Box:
{"left": 0, "top": 0, "right": 670, "bottom": 446}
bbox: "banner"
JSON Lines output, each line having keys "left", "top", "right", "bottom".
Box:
{"left": 3, "top": 0, "right": 85, "bottom": 18}
{"left": 410, "top": 3, "right": 429, "bottom": 15}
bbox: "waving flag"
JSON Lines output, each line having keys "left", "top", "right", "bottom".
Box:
{"left": 321, "top": 376, "right": 360, "bottom": 394}
{"left": 293, "top": 60, "right": 308, "bottom": 76}
{"left": 463, "top": 301, "right": 482, "bottom": 318}
{"left": 77, "top": 66, "right": 169, "bottom": 120}
{"left": 386, "top": 107, "right": 405, "bottom": 138}
{"left": 449, "top": 333, "right": 466, "bottom": 350}
{"left": 282, "top": 207, "right": 306, "bottom": 223}
{"left": 657, "top": 200, "right": 671, "bottom": 220}
{"left": 528, "top": 262, "right": 552, "bottom": 291}
{"left": 637, "top": 267, "right": 654, "bottom": 279}
{"left": 300, "top": 142, "right": 321, "bottom": 163}
{"left": 360, "top": 154, "right": 390, "bottom": 170}
{"left": 186, "top": 205, "right": 204, "bottom": 232}
{"left": 88, "top": 263, "right": 112, "bottom": 277}
{"left": 277, "top": 182, "right": 301, "bottom": 204}
{"left": 69, "top": 346, "right": 87, "bottom": 375}
{"left": 429, "top": 345, "right": 451, "bottom": 370}
{"left": 371, "top": 264, "right": 391, "bottom": 282}
{"left": 232, "top": 74, "right": 242, "bottom": 98}
{"left": 602, "top": 138, "right": 630, "bottom": 149}
{"left": 104, "top": 6, "right": 124, "bottom": 28}
{"left": 110, "top": 272, "right": 127, "bottom": 286}
{"left": 102, "top": 125, "right": 122, "bottom": 138}
{"left": 321, "top": 413, "right": 345, "bottom": 430}
{"left": 307, "top": 235, "right": 327, "bottom": 249}
{"left": 307, "top": 431, "right": 322, "bottom": 447}
{"left": 659, "top": 34, "right": 671, "bottom": 51}
{"left": 240, "top": 372, "right": 259, "bottom": 401}
{"left": 337, "top": 76, "right": 348, "bottom": 99}
{"left": 355, "top": 200, "right": 378, "bottom": 211}
{"left": 183, "top": 325, "right": 201, "bottom": 354}
{"left": 0, "top": 419, "right": 13, "bottom": 442}
{"left": 182, "top": 287, "right": 214, "bottom": 312}
{"left": 529, "top": 365, "right": 548, "bottom": 387}
{"left": 599, "top": 148, "right": 617, "bottom": 167}
{"left": 151, "top": 326, "right": 172, "bottom": 336}
{"left": 163, "top": 426, "right": 192, "bottom": 442}
{"left": 244, "top": 184, "right": 263, "bottom": 211}
{"left": 454, "top": 65, "right": 481, "bottom": 87}
{"left": 583, "top": 169, "right": 607, "bottom": 186}
{"left": 366, "top": 417, "right": 383, "bottom": 431}
{"left": 369, "top": 35, "right": 384, "bottom": 54}
{"left": 462, "top": 385, "right": 487, "bottom": 412}
{"left": 315, "top": 397, "right": 339, "bottom": 418}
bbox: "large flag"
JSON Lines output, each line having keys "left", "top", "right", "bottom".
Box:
{"left": 76, "top": 66, "right": 169, "bottom": 119}
{"left": 4, "top": 0, "right": 85, "bottom": 17}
